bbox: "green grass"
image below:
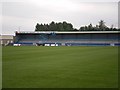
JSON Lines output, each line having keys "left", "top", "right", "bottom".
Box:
{"left": 2, "top": 46, "right": 118, "bottom": 88}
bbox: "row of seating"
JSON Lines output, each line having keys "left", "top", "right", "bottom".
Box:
{"left": 15, "top": 33, "right": 120, "bottom": 46}
{"left": 17, "top": 34, "right": 119, "bottom": 40}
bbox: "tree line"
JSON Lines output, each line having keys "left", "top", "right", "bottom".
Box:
{"left": 35, "top": 20, "right": 120, "bottom": 31}
{"left": 35, "top": 21, "right": 74, "bottom": 31}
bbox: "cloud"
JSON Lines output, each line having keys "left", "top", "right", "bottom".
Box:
{"left": 1, "top": 1, "right": 118, "bottom": 35}
{"left": 2, "top": 16, "right": 37, "bottom": 35}
{"left": 1, "top": 0, "right": 119, "bottom": 2}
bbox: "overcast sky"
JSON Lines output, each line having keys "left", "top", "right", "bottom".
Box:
{"left": 0, "top": 0, "right": 119, "bottom": 35}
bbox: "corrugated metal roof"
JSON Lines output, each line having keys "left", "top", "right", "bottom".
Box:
{"left": 0, "top": 35, "right": 13, "bottom": 39}
{"left": 16, "top": 31, "right": 120, "bottom": 34}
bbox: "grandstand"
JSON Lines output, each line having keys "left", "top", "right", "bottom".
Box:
{"left": 0, "top": 35, "right": 14, "bottom": 46}
{"left": 14, "top": 31, "right": 120, "bottom": 46}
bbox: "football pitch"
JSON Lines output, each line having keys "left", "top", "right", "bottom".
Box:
{"left": 2, "top": 46, "right": 118, "bottom": 88}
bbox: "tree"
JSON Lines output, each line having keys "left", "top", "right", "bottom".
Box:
{"left": 98, "top": 20, "right": 107, "bottom": 30}
{"left": 95, "top": 25, "right": 99, "bottom": 31}
{"left": 57, "top": 22, "right": 64, "bottom": 31}
{"left": 67, "top": 23, "right": 73, "bottom": 31}
{"left": 43, "top": 24, "right": 49, "bottom": 31}
{"left": 35, "top": 20, "right": 119, "bottom": 31}
{"left": 88, "top": 23, "right": 93, "bottom": 31}
{"left": 49, "top": 21, "right": 56, "bottom": 31}
{"left": 79, "top": 26, "right": 85, "bottom": 31}
{"left": 63, "top": 21, "right": 67, "bottom": 30}
{"left": 39, "top": 24, "right": 45, "bottom": 31}
{"left": 35, "top": 23, "right": 40, "bottom": 31}
{"left": 35, "top": 23, "right": 45, "bottom": 31}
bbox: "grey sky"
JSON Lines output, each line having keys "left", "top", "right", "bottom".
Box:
{"left": 0, "top": 0, "right": 119, "bottom": 35}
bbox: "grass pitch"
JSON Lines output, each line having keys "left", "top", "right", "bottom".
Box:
{"left": 2, "top": 46, "right": 118, "bottom": 88}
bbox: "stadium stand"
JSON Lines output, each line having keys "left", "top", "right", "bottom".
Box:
{"left": 14, "top": 31, "right": 120, "bottom": 46}
{"left": 0, "top": 35, "right": 14, "bottom": 46}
